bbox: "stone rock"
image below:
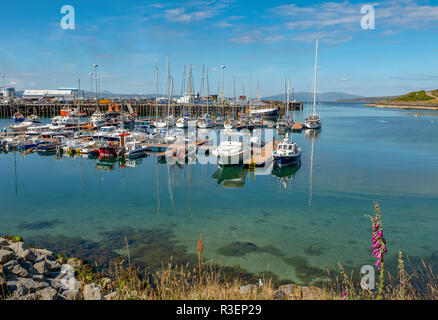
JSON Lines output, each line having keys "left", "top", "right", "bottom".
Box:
{"left": 0, "top": 249, "right": 16, "bottom": 264}
{"left": 31, "top": 248, "right": 55, "bottom": 260}
{"left": 0, "top": 237, "right": 10, "bottom": 247}
{"left": 63, "top": 289, "right": 82, "bottom": 300}
{"left": 7, "top": 278, "right": 48, "bottom": 296}
{"left": 7, "top": 293, "right": 38, "bottom": 300}
{"left": 83, "top": 283, "right": 102, "bottom": 300}
{"left": 33, "top": 261, "right": 51, "bottom": 276}
{"left": 16, "top": 257, "right": 38, "bottom": 274}
{"left": 21, "top": 249, "right": 37, "bottom": 263}
{"left": 0, "top": 271, "right": 8, "bottom": 299}
{"left": 277, "top": 284, "right": 324, "bottom": 300}
{"left": 8, "top": 242, "right": 29, "bottom": 257}
{"left": 32, "top": 274, "right": 45, "bottom": 282}
{"left": 48, "top": 271, "right": 61, "bottom": 279}
{"left": 100, "top": 277, "right": 113, "bottom": 290}
{"left": 35, "top": 287, "right": 59, "bottom": 300}
{"left": 67, "top": 257, "right": 86, "bottom": 268}
{"left": 33, "top": 259, "right": 59, "bottom": 276}
{"left": 273, "top": 290, "right": 286, "bottom": 300}
{"left": 55, "top": 264, "right": 80, "bottom": 292}
{"left": 3, "top": 260, "right": 33, "bottom": 278}
{"left": 104, "top": 292, "right": 117, "bottom": 300}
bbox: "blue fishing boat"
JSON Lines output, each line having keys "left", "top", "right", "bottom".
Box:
{"left": 272, "top": 134, "right": 301, "bottom": 168}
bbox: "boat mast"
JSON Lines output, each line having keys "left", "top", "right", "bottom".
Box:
{"left": 206, "top": 68, "right": 210, "bottom": 115}
{"left": 182, "top": 65, "right": 186, "bottom": 116}
{"left": 155, "top": 67, "right": 159, "bottom": 120}
{"left": 312, "top": 39, "right": 319, "bottom": 115}
{"left": 284, "top": 77, "right": 288, "bottom": 118}
{"left": 287, "top": 75, "right": 290, "bottom": 118}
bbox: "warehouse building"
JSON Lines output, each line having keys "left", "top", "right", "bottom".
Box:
{"left": 22, "top": 89, "right": 81, "bottom": 102}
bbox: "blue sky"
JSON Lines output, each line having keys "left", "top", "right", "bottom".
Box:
{"left": 1, "top": 0, "right": 438, "bottom": 97}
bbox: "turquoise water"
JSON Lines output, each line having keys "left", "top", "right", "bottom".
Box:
{"left": 1, "top": 103, "right": 438, "bottom": 285}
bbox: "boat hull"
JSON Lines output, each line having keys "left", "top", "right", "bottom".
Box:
{"left": 273, "top": 154, "right": 301, "bottom": 167}
{"left": 249, "top": 108, "right": 279, "bottom": 119}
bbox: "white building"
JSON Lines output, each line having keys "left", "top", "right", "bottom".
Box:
{"left": 177, "top": 92, "right": 200, "bottom": 104}
{"left": 1, "top": 87, "right": 15, "bottom": 98}
{"left": 23, "top": 89, "right": 78, "bottom": 101}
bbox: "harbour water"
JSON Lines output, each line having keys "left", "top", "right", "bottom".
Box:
{"left": 1, "top": 102, "right": 437, "bottom": 285}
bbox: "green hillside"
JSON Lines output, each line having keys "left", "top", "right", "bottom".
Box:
{"left": 391, "top": 90, "right": 437, "bottom": 102}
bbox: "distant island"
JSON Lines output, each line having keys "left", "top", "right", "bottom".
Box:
{"left": 364, "top": 89, "right": 438, "bottom": 110}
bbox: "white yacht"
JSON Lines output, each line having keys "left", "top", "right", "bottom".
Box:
{"left": 303, "top": 39, "right": 322, "bottom": 130}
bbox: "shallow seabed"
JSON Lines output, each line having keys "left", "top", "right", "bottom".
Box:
{"left": 1, "top": 102, "right": 437, "bottom": 285}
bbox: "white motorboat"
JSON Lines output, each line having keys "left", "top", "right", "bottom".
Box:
{"left": 197, "top": 114, "right": 215, "bottom": 129}
{"left": 9, "top": 116, "right": 41, "bottom": 132}
{"left": 125, "top": 141, "right": 148, "bottom": 158}
{"left": 212, "top": 132, "right": 250, "bottom": 166}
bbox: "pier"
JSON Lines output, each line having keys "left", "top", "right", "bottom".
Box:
{"left": 0, "top": 100, "right": 303, "bottom": 119}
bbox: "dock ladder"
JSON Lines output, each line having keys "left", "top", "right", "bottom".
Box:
{"left": 248, "top": 154, "right": 256, "bottom": 181}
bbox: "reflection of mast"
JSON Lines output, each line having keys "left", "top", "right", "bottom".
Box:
{"left": 80, "top": 158, "right": 86, "bottom": 200}
{"left": 98, "top": 170, "right": 102, "bottom": 200}
{"left": 167, "top": 164, "right": 174, "bottom": 208}
{"left": 188, "top": 163, "right": 192, "bottom": 213}
{"left": 309, "top": 133, "right": 315, "bottom": 207}
{"left": 156, "top": 158, "right": 160, "bottom": 215}
{"left": 14, "top": 152, "right": 18, "bottom": 195}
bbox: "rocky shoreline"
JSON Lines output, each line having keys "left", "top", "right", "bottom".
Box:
{"left": 0, "top": 236, "right": 115, "bottom": 300}
{"left": 366, "top": 103, "right": 438, "bottom": 110}
{"left": 1, "top": 236, "right": 325, "bottom": 300}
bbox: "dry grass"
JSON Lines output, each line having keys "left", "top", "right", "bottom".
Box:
{"left": 103, "top": 258, "right": 276, "bottom": 300}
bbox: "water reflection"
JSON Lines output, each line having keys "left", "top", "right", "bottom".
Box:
{"left": 271, "top": 162, "right": 301, "bottom": 190}
{"left": 212, "top": 165, "right": 247, "bottom": 188}
{"left": 304, "top": 128, "right": 320, "bottom": 206}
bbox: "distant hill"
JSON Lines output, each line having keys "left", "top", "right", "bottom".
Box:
{"left": 336, "top": 96, "right": 396, "bottom": 102}
{"left": 390, "top": 90, "right": 438, "bottom": 102}
{"left": 365, "top": 89, "right": 438, "bottom": 110}
{"left": 263, "top": 92, "right": 363, "bottom": 102}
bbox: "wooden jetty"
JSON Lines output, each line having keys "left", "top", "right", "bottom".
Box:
{"left": 292, "top": 122, "right": 303, "bottom": 131}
